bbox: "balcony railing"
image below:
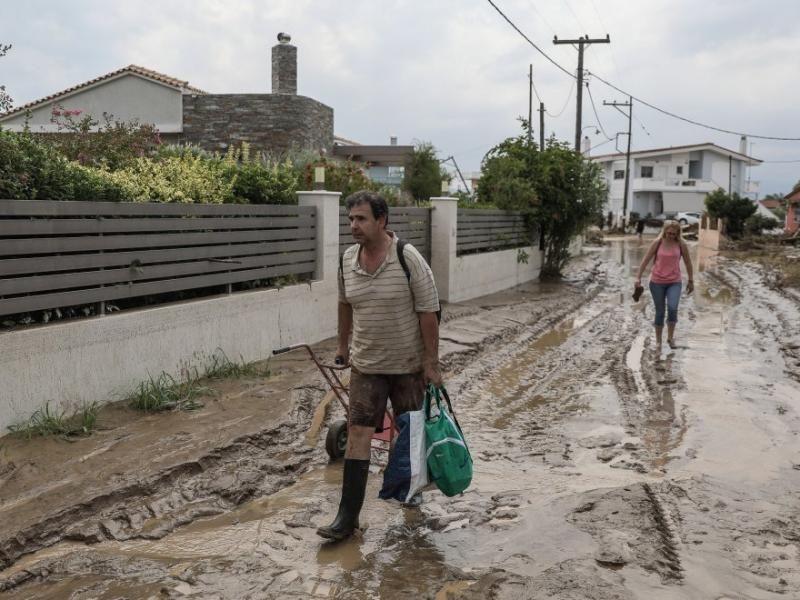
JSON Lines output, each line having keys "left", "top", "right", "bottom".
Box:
{"left": 632, "top": 177, "right": 716, "bottom": 191}
{"left": 368, "top": 174, "right": 404, "bottom": 186}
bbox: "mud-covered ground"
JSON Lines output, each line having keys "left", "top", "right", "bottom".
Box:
{"left": 1, "top": 239, "right": 799, "bottom": 599}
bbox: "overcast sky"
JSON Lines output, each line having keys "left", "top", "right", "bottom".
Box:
{"left": 2, "top": 0, "right": 799, "bottom": 195}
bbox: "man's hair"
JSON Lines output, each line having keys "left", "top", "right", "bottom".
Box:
{"left": 345, "top": 190, "right": 389, "bottom": 226}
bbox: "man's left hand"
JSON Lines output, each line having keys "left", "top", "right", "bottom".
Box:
{"left": 424, "top": 362, "right": 443, "bottom": 387}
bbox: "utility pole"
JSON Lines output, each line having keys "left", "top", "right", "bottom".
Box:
{"left": 604, "top": 97, "right": 633, "bottom": 222}
{"left": 553, "top": 34, "right": 610, "bottom": 152}
{"left": 539, "top": 102, "right": 545, "bottom": 149}
{"left": 528, "top": 64, "right": 533, "bottom": 145}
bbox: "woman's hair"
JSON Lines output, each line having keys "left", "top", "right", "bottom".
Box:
{"left": 656, "top": 219, "right": 683, "bottom": 242}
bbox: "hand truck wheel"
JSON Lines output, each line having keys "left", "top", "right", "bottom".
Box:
{"left": 325, "top": 419, "right": 348, "bottom": 461}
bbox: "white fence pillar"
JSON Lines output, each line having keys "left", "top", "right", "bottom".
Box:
{"left": 430, "top": 197, "right": 458, "bottom": 303}
{"left": 297, "top": 191, "right": 341, "bottom": 287}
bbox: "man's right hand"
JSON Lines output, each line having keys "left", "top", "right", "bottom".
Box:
{"left": 335, "top": 346, "right": 349, "bottom": 366}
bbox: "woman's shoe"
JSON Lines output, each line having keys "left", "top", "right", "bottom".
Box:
{"left": 667, "top": 338, "right": 676, "bottom": 349}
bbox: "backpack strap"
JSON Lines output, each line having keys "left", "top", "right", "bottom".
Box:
{"left": 397, "top": 239, "right": 441, "bottom": 323}
{"left": 396, "top": 239, "right": 411, "bottom": 281}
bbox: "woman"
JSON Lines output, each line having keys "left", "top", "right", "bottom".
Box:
{"left": 635, "top": 220, "right": 694, "bottom": 350}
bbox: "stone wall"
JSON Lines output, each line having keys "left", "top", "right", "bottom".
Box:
{"left": 180, "top": 94, "right": 333, "bottom": 156}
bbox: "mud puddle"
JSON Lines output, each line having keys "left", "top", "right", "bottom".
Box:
{"left": 2, "top": 241, "right": 799, "bottom": 598}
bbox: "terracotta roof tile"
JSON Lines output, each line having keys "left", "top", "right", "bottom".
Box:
{"left": 1, "top": 64, "right": 206, "bottom": 118}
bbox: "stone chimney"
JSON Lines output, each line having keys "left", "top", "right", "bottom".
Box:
{"left": 739, "top": 135, "right": 747, "bottom": 156}
{"left": 272, "top": 33, "right": 297, "bottom": 95}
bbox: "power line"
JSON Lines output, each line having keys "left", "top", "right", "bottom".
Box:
{"left": 484, "top": 0, "right": 800, "bottom": 142}
{"left": 524, "top": 0, "right": 558, "bottom": 36}
{"left": 633, "top": 114, "right": 652, "bottom": 137}
{"left": 587, "top": 70, "right": 800, "bottom": 142}
{"left": 586, "top": 0, "right": 626, "bottom": 88}
{"left": 485, "top": 0, "right": 576, "bottom": 79}
{"left": 584, "top": 80, "right": 612, "bottom": 140}
{"left": 546, "top": 77, "right": 576, "bottom": 118}
{"left": 561, "top": 0, "right": 588, "bottom": 32}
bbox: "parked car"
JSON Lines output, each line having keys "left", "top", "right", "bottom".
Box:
{"left": 675, "top": 212, "right": 700, "bottom": 226}
{"left": 644, "top": 212, "right": 676, "bottom": 228}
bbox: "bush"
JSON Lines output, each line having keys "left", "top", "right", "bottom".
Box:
{"left": 69, "top": 164, "right": 130, "bottom": 201}
{"left": 229, "top": 161, "right": 298, "bottom": 204}
{"left": 299, "top": 157, "right": 378, "bottom": 200}
{"left": 0, "top": 129, "right": 128, "bottom": 200}
{"left": 402, "top": 141, "right": 449, "bottom": 203}
{"left": 43, "top": 107, "right": 161, "bottom": 170}
{"left": 705, "top": 189, "right": 757, "bottom": 238}
{"left": 744, "top": 213, "right": 780, "bottom": 235}
{"left": 108, "top": 154, "right": 235, "bottom": 203}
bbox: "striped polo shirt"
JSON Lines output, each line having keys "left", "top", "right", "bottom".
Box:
{"left": 339, "top": 234, "right": 439, "bottom": 375}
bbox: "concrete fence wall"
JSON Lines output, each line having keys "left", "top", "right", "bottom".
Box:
{"left": 699, "top": 214, "right": 725, "bottom": 250}
{"left": 430, "top": 198, "right": 543, "bottom": 303}
{"left": 0, "top": 191, "right": 341, "bottom": 432}
{"left": 1, "top": 194, "right": 548, "bottom": 432}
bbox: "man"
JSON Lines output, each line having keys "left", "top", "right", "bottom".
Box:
{"left": 317, "top": 190, "right": 441, "bottom": 541}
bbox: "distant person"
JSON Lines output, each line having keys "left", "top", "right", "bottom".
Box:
{"left": 606, "top": 211, "right": 613, "bottom": 229}
{"left": 317, "top": 190, "right": 441, "bottom": 541}
{"left": 636, "top": 218, "right": 645, "bottom": 240}
{"left": 635, "top": 220, "right": 694, "bottom": 351}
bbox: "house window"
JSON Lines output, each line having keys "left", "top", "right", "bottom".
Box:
{"left": 613, "top": 170, "right": 625, "bottom": 180}
{"left": 676, "top": 166, "right": 683, "bottom": 175}
{"left": 641, "top": 166, "right": 653, "bottom": 178}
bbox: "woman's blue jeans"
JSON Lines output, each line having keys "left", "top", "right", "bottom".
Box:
{"left": 649, "top": 281, "right": 682, "bottom": 327}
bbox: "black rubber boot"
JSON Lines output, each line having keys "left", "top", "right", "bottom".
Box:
{"left": 316, "top": 459, "right": 370, "bottom": 541}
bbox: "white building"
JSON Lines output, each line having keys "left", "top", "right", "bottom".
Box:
{"left": 0, "top": 65, "right": 203, "bottom": 134}
{"left": 591, "top": 140, "right": 761, "bottom": 219}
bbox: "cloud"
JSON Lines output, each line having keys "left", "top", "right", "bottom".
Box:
{"left": 2, "top": 0, "right": 799, "bottom": 193}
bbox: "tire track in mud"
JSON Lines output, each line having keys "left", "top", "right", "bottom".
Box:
{"left": 712, "top": 258, "right": 800, "bottom": 384}
{"left": 0, "top": 416, "right": 317, "bottom": 586}
{"left": 434, "top": 251, "right": 695, "bottom": 591}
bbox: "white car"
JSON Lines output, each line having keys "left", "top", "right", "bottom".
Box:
{"left": 675, "top": 212, "right": 700, "bottom": 226}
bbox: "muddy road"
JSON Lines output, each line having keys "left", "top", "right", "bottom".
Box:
{"left": 1, "top": 239, "right": 799, "bottom": 599}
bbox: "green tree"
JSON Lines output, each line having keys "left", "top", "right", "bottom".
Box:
{"left": 479, "top": 131, "right": 607, "bottom": 279}
{"left": 704, "top": 188, "right": 757, "bottom": 238}
{"left": 744, "top": 213, "right": 780, "bottom": 235}
{"left": 0, "top": 43, "right": 12, "bottom": 114}
{"left": 403, "top": 142, "right": 448, "bottom": 203}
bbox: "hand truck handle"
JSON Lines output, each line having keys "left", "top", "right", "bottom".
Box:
{"left": 272, "top": 343, "right": 310, "bottom": 356}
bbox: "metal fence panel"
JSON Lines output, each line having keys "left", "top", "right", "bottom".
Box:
{"left": 0, "top": 200, "right": 317, "bottom": 318}
{"left": 456, "top": 209, "right": 535, "bottom": 255}
{"left": 338, "top": 206, "right": 431, "bottom": 261}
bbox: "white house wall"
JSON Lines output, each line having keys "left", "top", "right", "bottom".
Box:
{"left": 595, "top": 146, "right": 756, "bottom": 220}
{"left": 662, "top": 191, "right": 706, "bottom": 212}
{"left": 0, "top": 75, "right": 183, "bottom": 132}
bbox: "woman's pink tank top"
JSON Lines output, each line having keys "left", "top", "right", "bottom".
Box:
{"left": 650, "top": 241, "right": 682, "bottom": 284}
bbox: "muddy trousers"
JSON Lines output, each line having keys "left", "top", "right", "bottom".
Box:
{"left": 649, "top": 281, "right": 682, "bottom": 327}
{"left": 316, "top": 458, "right": 370, "bottom": 540}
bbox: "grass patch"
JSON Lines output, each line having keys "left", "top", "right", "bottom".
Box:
{"left": 8, "top": 402, "right": 100, "bottom": 439}
{"left": 127, "top": 372, "right": 210, "bottom": 412}
{"left": 200, "top": 350, "right": 270, "bottom": 380}
{"left": 128, "top": 351, "right": 268, "bottom": 413}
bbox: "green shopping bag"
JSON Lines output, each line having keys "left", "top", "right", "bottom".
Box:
{"left": 424, "top": 385, "right": 473, "bottom": 496}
